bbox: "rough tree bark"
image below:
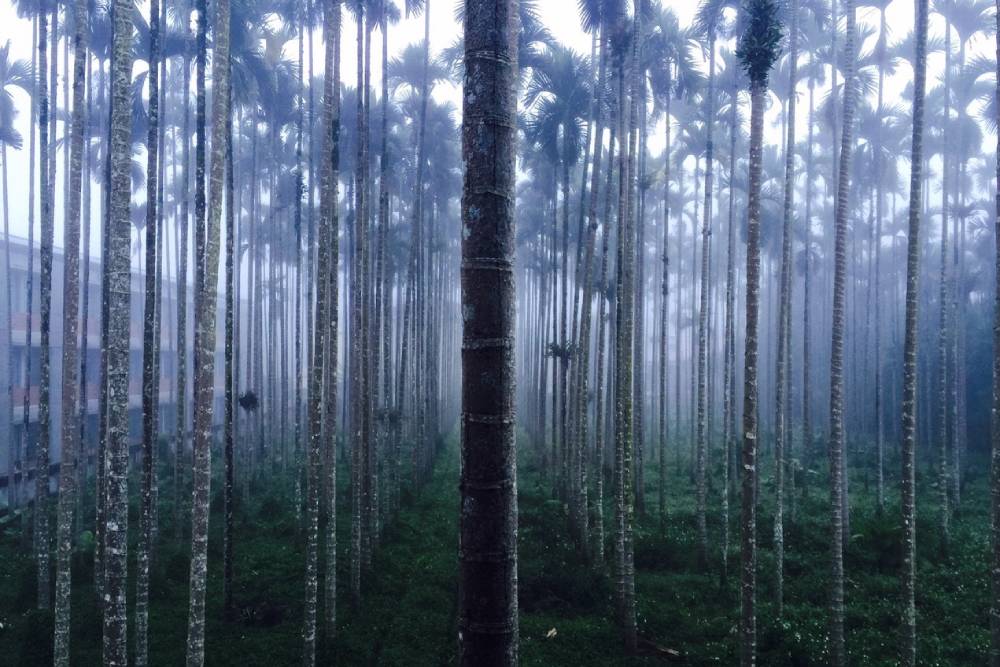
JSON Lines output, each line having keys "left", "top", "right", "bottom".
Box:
{"left": 185, "top": 0, "right": 228, "bottom": 659}
{"left": 101, "top": 0, "right": 135, "bottom": 660}
{"left": 458, "top": 0, "right": 519, "bottom": 662}
{"left": 34, "top": 0, "right": 53, "bottom": 612}
{"left": 736, "top": 2, "right": 781, "bottom": 662}
{"left": 827, "top": 0, "right": 857, "bottom": 662}
{"left": 52, "top": 0, "right": 88, "bottom": 659}
{"left": 136, "top": 0, "right": 162, "bottom": 659}
{"left": 901, "top": 1, "right": 928, "bottom": 664}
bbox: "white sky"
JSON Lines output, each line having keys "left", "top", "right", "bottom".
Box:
{"left": 0, "top": 0, "right": 992, "bottom": 252}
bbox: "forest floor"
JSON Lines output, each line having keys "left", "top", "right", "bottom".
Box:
{"left": 0, "top": 433, "right": 992, "bottom": 665}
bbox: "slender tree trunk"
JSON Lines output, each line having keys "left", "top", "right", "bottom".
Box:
{"left": 304, "top": 2, "right": 340, "bottom": 658}
{"left": 222, "top": 56, "right": 236, "bottom": 617}
{"left": 34, "top": 0, "right": 54, "bottom": 611}
{"left": 614, "top": 6, "right": 640, "bottom": 650}
{"left": 741, "top": 74, "right": 767, "bottom": 667}
{"left": 827, "top": 1, "right": 857, "bottom": 662}
{"left": 136, "top": 0, "right": 162, "bottom": 659}
{"left": 938, "top": 16, "right": 953, "bottom": 550}
{"left": 185, "top": 0, "right": 229, "bottom": 659}
{"left": 659, "top": 66, "right": 671, "bottom": 537}
{"left": 322, "top": 3, "right": 342, "bottom": 642}
{"left": 901, "top": 2, "right": 928, "bottom": 664}
{"left": 774, "top": 0, "right": 798, "bottom": 616}
{"left": 458, "top": 1, "right": 519, "bottom": 664}
{"left": 696, "top": 31, "right": 717, "bottom": 572}
{"left": 101, "top": 0, "right": 135, "bottom": 660}
{"left": 175, "top": 45, "right": 192, "bottom": 540}
{"left": 52, "top": 0, "right": 88, "bottom": 659}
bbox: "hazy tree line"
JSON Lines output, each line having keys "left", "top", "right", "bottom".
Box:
{"left": 2, "top": 0, "right": 1000, "bottom": 664}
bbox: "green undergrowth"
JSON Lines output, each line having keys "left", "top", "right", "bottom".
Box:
{"left": 0, "top": 433, "right": 992, "bottom": 665}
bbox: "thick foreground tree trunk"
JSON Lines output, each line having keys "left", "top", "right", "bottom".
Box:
{"left": 458, "top": 0, "right": 519, "bottom": 663}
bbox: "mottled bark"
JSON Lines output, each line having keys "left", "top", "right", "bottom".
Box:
{"left": 613, "top": 5, "right": 640, "bottom": 651}
{"left": 175, "top": 39, "right": 192, "bottom": 538}
{"left": 827, "top": 0, "right": 857, "bottom": 662}
{"left": 938, "top": 17, "right": 953, "bottom": 550}
{"left": 304, "top": 1, "right": 339, "bottom": 659}
{"left": 901, "top": 2, "right": 928, "bottom": 664}
{"left": 741, "top": 78, "right": 766, "bottom": 667}
{"left": 136, "top": 0, "right": 162, "bottom": 660}
{"left": 34, "top": 0, "right": 53, "bottom": 612}
{"left": 696, "top": 30, "right": 716, "bottom": 572}
{"left": 458, "top": 0, "right": 519, "bottom": 662}
{"left": 101, "top": 0, "right": 135, "bottom": 661}
{"left": 222, "top": 57, "right": 236, "bottom": 617}
{"left": 323, "top": 3, "right": 341, "bottom": 642}
{"left": 658, "top": 69, "right": 671, "bottom": 537}
{"left": 52, "top": 0, "right": 88, "bottom": 660}
{"left": 185, "top": 0, "right": 228, "bottom": 659}
{"left": 773, "top": 0, "right": 798, "bottom": 616}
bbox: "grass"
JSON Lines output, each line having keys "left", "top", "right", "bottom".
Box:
{"left": 0, "top": 433, "right": 992, "bottom": 665}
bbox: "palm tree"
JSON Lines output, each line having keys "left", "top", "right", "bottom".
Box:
{"left": 51, "top": 0, "right": 87, "bottom": 661}
{"left": 773, "top": 0, "right": 798, "bottom": 615}
{"left": 736, "top": 0, "right": 781, "bottom": 662}
{"left": 323, "top": 0, "right": 342, "bottom": 642}
{"left": 693, "top": 0, "right": 731, "bottom": 571}
{"left": 173, "top": 0, "right": 193, "bottom": 541}
{"left": 34, "top": 0, "right": 54, "bottom": 612}
{"left": 612, "top": 2, "right": 640, "bottom": 652}
{"left": 185, "top": 0, "right": 229, "bottom": 659}
{"left": 458, "top": 0, "right": 518, "bottom": 663}
{"left": 303, "top": 1, "right": 340, "bottom": 660}
{"left": 901, "top": 1, "right": 929, "bottom": 664}
{"left": 936, "top": 0, "right": 955, "bottom": 549}
{"left": 136, "top": 0, "right": 162, "bottom": 660}
{"left": 102, "top": 0, "right": 136, "bottom": 660}
{"left": 827, "top": 0, "right": 857, "bottom": 662}
{"left": 716, "top": 45, "right": 745, "bottom": 583}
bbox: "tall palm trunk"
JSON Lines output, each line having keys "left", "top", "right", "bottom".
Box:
{"left": 774, "top": 0, "right": 798, "bottom": 616}
{"left": 658, "top": 64, "right": 672, "bottom": 536}
{"left": 873, "top": 4, "right": 887, "bottom": 515}
{"left": 740, "top": 70, "right": 766, "bottom": 667}
{"left": 721, "top": 80, "right": 738, "bottom": 582}
{"left": 136, "top": 0, "right": 162, "bottom": 659}
{"left": 101, "top": 0, "right": 135, "bottom": 660}
{"left": 737, "top": 3, "right": 781, "bottom": 662}
{"left": 937, "top": 15, "right": 953, "bottom": 549}
{"left": 52, "top": 0, "right": 88, "bottom": 660}
{"left": 222, "top": 66, "right": 236, "bottom": 616}
{"left": 901, "top": 3, "right": 928, "bottom": 664}
{"left": 614, "top": 6, "right": 640, "bottom": 651}
{"left": 175, "top": 39, "right": 192, "bottom": 540}
{"left": 34, "top": 0, "right": 54, "bottom": 611}
{"left": 458, "top": 0, "right": 519, "bottom": 662}
{"left": 304, "top": 1, "right": 340, "bottom": 658}
{"left": 803, "top": 69, "right": 814, "bottom": 467}
{"left": 185, "top": 0, "right": 229, "bottom": 659}
{"left": 322, "top": 5, "right": 342, "bottom": 642}
{"left": 695, "top": 28, "right": 717, "bottom": 572}
{"left": 827, "top": 0, "right": 857, "bottom": 662}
